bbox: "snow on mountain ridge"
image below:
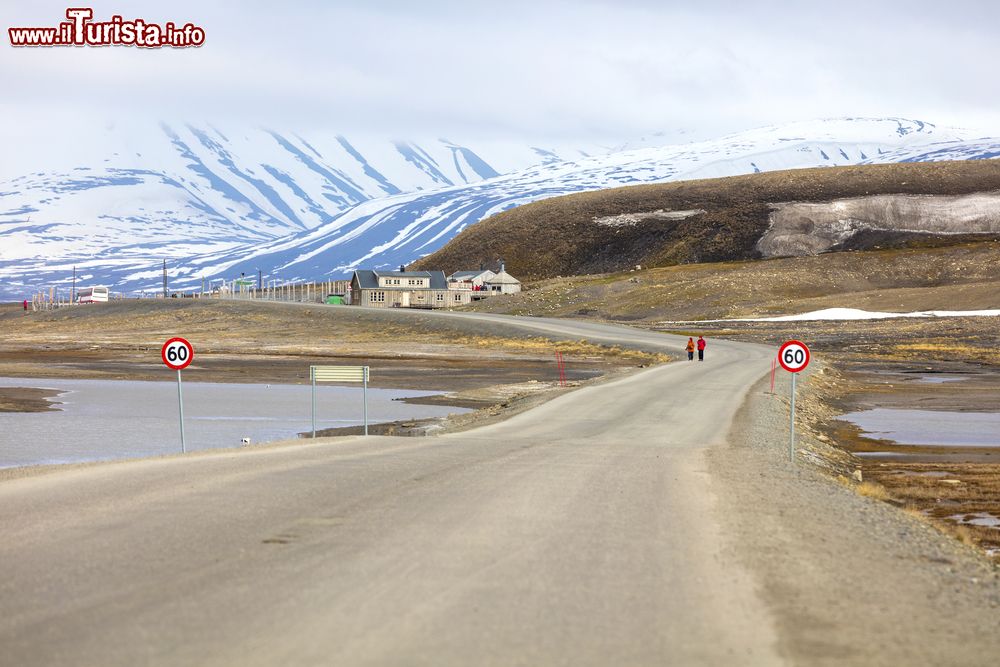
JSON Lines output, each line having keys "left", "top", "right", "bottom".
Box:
{"left": 0, "top": 121, "right": 596, "bottom": 280}
{"left": 1, "top": 117, "right": 995, "bottom": 298}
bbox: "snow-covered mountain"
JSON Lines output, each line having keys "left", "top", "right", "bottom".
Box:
{"left": 2, "top": 117, "right": 996, "bottom": 298}
{"left": 0, "top": 121, "right": 598, "bottom": 281}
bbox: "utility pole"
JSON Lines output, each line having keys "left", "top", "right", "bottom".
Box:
{"left": 71, "top": 266, "right": 76, "bottom": 304}
{"left": 162, "top": 259, "right": 168, "bottom": 298}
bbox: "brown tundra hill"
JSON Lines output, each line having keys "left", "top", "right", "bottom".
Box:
{"left": 410, "top": 160, "right": 1000, "bottom": 280}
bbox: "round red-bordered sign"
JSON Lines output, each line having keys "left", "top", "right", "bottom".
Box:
{"left": 161, "top": 337, "right": 194, "bottom": 371}
{"left": 777, "top": 340, "right": 810, "bottom": 373}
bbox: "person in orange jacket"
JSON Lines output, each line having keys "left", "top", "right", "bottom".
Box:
{"left": 685, "top": 337, "right": 695, "bottom": 361}
{"left": 697, "top": 335, "right": 707, "bottom": 361}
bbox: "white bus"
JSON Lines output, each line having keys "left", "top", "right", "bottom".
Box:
{"left": 77, "top": 286, "right": 109, "bottom": 304}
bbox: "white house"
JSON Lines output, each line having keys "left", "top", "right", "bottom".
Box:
{"left": 483, "top": 269, "right": 522, "bottom": 295}
{"left": 447, "top": 269, "right": 495, "bottom": 289}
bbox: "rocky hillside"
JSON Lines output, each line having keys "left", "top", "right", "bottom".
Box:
{"left": 410, "top": 161, "right": 1000, "bottom": 279}
{"left": 462, "top": 241, "right": 1000, "bottom": 323}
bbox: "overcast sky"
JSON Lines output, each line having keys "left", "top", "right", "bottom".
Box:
{"left": 3, "top": 0, "right": 1000, "bottom": 142}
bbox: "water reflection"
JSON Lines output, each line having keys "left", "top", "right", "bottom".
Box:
{"left": 0, "top": 377, "right": 465, "bottom": 469}
{"left": 840, "top": 408, "right": 1000, "bottom": 447}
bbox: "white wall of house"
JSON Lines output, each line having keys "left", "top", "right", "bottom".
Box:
{"left": 484, "top": 283, "right": 521, "bottom": 295}
{"left": 379, "top": 276, "right": 429, "bottom": 288}
{"left": 357, "top": 288, "right": 470, "bottom": 308}
{"left": 448, "top": 270, "right": 495, "bottom": 288}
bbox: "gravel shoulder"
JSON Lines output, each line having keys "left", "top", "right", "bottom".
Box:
{"left": 710, "top": 368, "right": 1000, "bottom": 666}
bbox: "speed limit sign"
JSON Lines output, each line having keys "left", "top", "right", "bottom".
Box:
{"left": 778, "top": 340, "right": 810, "bottom": 373}
{"left": 161, "top": 337, "right": 194, "bottom": 370}
{"left": 162, "top": 337, "right": 193, "bottom": 453}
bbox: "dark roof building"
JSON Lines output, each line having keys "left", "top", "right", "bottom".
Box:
{"left": 350, "top": 269, "right": 458, "bottom": 308}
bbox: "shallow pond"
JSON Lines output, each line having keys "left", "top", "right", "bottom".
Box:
{"left": 918, "top": 375, "right": 968, "bottom": 384}
{"left": 839, "top": 408, "right": 1000, "bottom": 448}
{"left": 949, "top": 512, "right": 1000, "bottom": 529}
{"left": 0, "top": 377, "right": 467, "bottom": 469}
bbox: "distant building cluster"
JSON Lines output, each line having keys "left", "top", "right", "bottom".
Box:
{"left": 349, "top": 264, "right": 521, "bottom": 309}
{"left": 29, "top": 263, "right": 520, "bottom": 309}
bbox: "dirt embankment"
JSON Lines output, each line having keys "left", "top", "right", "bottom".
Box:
{"left": 805, "top": 363, "right": 1000, "bottom": 557}
{"left": 465, "top": 240, "right": 1000, "bottom": 323}
{"left": 412, "top": 160, "right": 1000, "bottom": 280}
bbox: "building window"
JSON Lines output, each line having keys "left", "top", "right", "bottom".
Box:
{"left": 454, "top": 293, "right": 462, "bottom": 302}
{"left": 371, "top": 291, "right": 385, "bottom": 303}
{"left": 436, "top": 293, "right": 444, "bottom": 302}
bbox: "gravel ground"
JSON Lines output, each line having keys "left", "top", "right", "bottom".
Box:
{"left": 709, "top": 369, "right": 1000, "bottom": 666}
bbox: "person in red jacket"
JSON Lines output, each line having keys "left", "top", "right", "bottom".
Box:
{"left": 22, "top": 299, "right": 28, "bottom": 313}
{"left": 697, "top": 335, "right": 706, "bottom": 361}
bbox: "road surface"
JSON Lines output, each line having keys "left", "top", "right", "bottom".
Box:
{"left": 1, "top": 312, "right": 780, "bottom": 665}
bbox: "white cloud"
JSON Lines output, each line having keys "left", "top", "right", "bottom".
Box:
{"left": 2, "top": 0, "right": 1000, "bottom": 142}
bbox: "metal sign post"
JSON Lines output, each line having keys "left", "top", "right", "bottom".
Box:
{"left": 310, "top": 365, "right": 370, "bottom": 438}
{"left": 777, "top": 340, "right": 811, "bottom": 462}
{"left": 162, "top": 337, "right": 194, "bottom": 453}
{"left": 789, "top": 373, "right": 796, "bottom": 461}
{"left": 177, "top": 369, "right": 186, "bottom": 453}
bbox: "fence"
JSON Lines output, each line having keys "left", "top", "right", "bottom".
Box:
{"left": 21, "top": 279, "right": 351, "bottom": 307}
{"left": 201, "top": 279, "right": 351, "bottom": 303}
{"left": 26, "top": 288, "right": 125, "bottom": 311}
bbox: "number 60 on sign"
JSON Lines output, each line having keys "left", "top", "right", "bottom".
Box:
{"left": 777, "top": 340, "right": 810, "bottom": 373}
{"left": 161, "top": 337, "right": 194, "bottom": 370}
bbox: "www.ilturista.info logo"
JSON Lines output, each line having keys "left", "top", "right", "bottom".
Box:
{"left": 8, "top": 8, "right": 205, "bottom": 48}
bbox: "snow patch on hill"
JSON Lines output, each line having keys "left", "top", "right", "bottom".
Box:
{"left": 663, "top": 307, "right": 1000, "bottom": 323}
{"left": 757, "top": 192, "right": 1000, "bottom": 257}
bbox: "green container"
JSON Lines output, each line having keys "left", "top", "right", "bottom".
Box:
{"left": 325, "top": 295, "right": 346, "bottom": 305}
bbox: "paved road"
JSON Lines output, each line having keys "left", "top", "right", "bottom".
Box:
{"left": 0, "top": 313, "right": 780, "bottom": 666}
